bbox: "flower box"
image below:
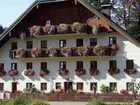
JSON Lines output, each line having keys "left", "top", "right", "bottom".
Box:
{"left": 0, "top": 70, "right": 6, "bottom": 76}
{"left": 75, "top": 69, "right": 86, "bottom": 76}
{"left": 61, "top": 47, "right": 71, "bottom": 57}
{"left": 29, "top": 25, "right": 42, "bottom": 36}
{"left": 24, "top": 69, "right": 35, "bottom": 76}
{"left": 71, "top": 22, "right": 86, "bottom": 33}
{"left": 57, "top": 23, "right": 69, "bottom": 34}
{"left": 43, "top": 24, "right": 56, "bottom": 34}
{"left": 47, "top": 48, "right": 56, "bottom": 57}
{"left": 39, "top": 69, "right": 50, "bottom": 77}
{"left": 76, "top": 46, "right": 88, "bottom": 56}
{"left": 16, "top": 48, "right": 25, "bottom": 58}
{"left": 108, "top": 68, "right": 120, "bottom": 75}
{"left": 93, "top": 44, "right": 105, "bottom": 56}
{"left": 89, "top": 68, "right": 99, "bottom": 76}
{"left": 58, "top": 69, "right": 69, "bottom": 76}
{"left": 124, "top": 69, "right": 137, "bottom": 75}
{"left": 8, "top": 69, "right": 18, "bottom": 76}
{"left": 31, "top": 48, "right": 42, "bottom": 57}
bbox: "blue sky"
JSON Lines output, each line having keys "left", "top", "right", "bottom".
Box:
{"left": 0, "top": 0, "right": 35, "bottom": 27}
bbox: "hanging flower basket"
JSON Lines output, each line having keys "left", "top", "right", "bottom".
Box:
{"left": 71, "top": 22, "right": 86, "bottom": 33}
{"left": 57, "top": 23, "right": 69, "bottom": 34}
{"left": 0, "top": 70, "right": 6, "bottom": 76}
{"left": 47, "top": 47, "right": 56, "bottom": 57}
{"left": 89, "top": 68, "right": 99, "bottom": 76}
{"left": 16, "top": 48, "right": 25, "bottom": 58}
{"left": 61, "top": 47, "right": 71, "bottom": 57}
{"left": 31, "top": 48, "right": 42, "bottom": 57}
{"left": 8, "top": 69, "right": 18, "bottom": 76}
{"left": 75, "top": 69, "right": 86, "bottom": 76}
{"left": 124, "top": 69, "right": 137, "bottom": 75}
{"left": 24, "top": 69, "right": 35, "bottom": 76}
{"left": 76, "top": 46, "right": 88, "bottom": 56}
{"left": 43, "top": 24, "right": 56, "bottom": 34}
{"left": 29, "top": 25, "right": 42, "bottom": 36}
{"left": 39, "top": 69, "right": 50, "bottom": 77}
{"left": 93, "top": 44, "right": 105, "bottom": 56}
{"left": 58, "top": 69, "right": 69, "bottom": 76}
{"left": 108, "top": 68, "right": 120, "bottom": 75}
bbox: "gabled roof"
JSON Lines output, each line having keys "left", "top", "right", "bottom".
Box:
{"left": 0, "top": 0, "right": 140, "bottom": 47}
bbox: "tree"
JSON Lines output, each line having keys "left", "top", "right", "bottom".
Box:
{"left": 0, "top": 24, "right": 4, "bottom": 34}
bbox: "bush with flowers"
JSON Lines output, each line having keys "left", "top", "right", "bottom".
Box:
{"left": 89, "top": 68, "right": 99, "bottom": 76}
{"left": 76, "top": 46, "right": 88, "bottom": 56}
{"left": 57, "top": 23, "right": 68, "bottom": 34}
{"left": 75, "top": 68, "right": 86, "bottom": 76}
{"left": 108, "top": 68, "right": 120, "bottom": 75}
{"left": 120, "top": 89, "right": 129, "bottom": 96}
{"left": 24, "top": 69, "right": 35, "bottom": 76}
{"left": 58, "top": 68, "right": 69, "bottom": 76}
{"left": 31, "top": 48, "right": 42, "bottom": 57}
{"left": 61, "top": 47, "right": 71, "bottom": 57}
{"left": 16, "top": 48, "right": 25, "bottom": 58}
{"left": 0, "top": 70, "right": 6, "bottom": 76}
{"left": 93, "top": 44, "right": 105, "bottom": 56}
{"left": 8, "top": 69, "right": 18, "bottom": 76}
{"left": 47, "top": 47, "right": 56, "bottom": 57}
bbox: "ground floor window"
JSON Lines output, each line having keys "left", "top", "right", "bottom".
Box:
{"left": 26, "top": 83, "right": 32, "bottom": 90}
{"left": 109, "top": 82, "right": 117, "bottom": 92}
{"left": 55, "top": 82, "right": 61, "bottom": 90}
{"left": 90, "top": 82, "right": 97, "bottom": 91}
{"left": 41, "top": 83, "right": 47, "bottom": 91}
{"left": 0, "top": 83, "right": 4, "bottom": 91}
{"left": 126, "top": 82, "right": 131, "bottom": 91}
{"left": 76, "top": 82, "right": 83, "bottom": 91}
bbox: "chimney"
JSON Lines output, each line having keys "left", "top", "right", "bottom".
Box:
{"left": 101, "top": 0, "right": 112, "bottom": 19}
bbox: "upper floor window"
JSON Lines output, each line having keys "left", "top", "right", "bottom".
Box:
{"left": 76, "top": 61, "right": 83, "bottom": 69}
{"left": 0, "top": 63, "right": 4, "bottom": 70}
{"left": 41, "top": 40, "right": 47, "bottom": 48}
{"left": 59, "top": 61, "right": 66, "bottom": 69}
{"left": 90, "top": 38, "right": 97, "bottom": 46}
{"left": 77, "top": 82, "right": 83, "bottom": 91}
{"left": 11, "top": 63, "right": 17, "bottom": 70}
{"left": 110, "top": 82, "right": 117, "bottom": 92}
{"left": 59, "top": 40, "right": 66, "bottom": 48}
{"left": 90, "top": 61, "right": 97, "bottom": 69}
{"left": 41, "top": 83, "right": 47, "bottom": 91}
{"left": 126, "top": 60, "right": 134, "bottom": 69}
{"left": 26, "top": 62, "right": 32, "bottom": 69}
{"left": 109, "top": 37, "right": 116, "bottom": 45}
{"left": 76, "top": 39, "right": 83, "bottom": 47}
{"left": 0, "top": 83, "right": 4, "bottom": 91}
{"left": 41, "top": 62, "right": 47, "bottom": 70}
{"left": 109, "top": 60, "right": 117, "bottom": 69}
{"left": 11, "top": 42, "right": 17, "bottom": 50}
{"left": 26, "top": 41, "right": 33, "bottom": 49}
{"left": 126, "top": 82, "right": 131, "bottom": 91}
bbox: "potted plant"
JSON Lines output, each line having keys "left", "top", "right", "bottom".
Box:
{"left": 57, "top": 23, "right": 69, "bottom": 34}
{"left": 16, "top": 48, "right": 25, "bottom": 58}
{"left": 24, "top": 69, "right": 35, "bottom": 76}
{"left": 61, "top": 47, "right": 71, "bottom": 57}
{"left": 8, "top": 69, "right": 18, "bottom": 76}
{"left": 89, "top": 68, "right": 99, "bottom": 76}
{"left": 47, "top": 47, "right": 56, "bottom": 57}
{"left": 29, "top": 25, "right": 42, "bottom": 36}
{"left": 31, "top": 48, "right": 42, "bottom": 57}
{"left": 108, "top": 68, "right": 120, "bottom": 75}
{"left": 39, "top": 69, "right": 50, "bottom": 77}
{"left": 43, "top": 24, "right": 56, "bottom": 34}
{"left": 75, "top": 68, "right": 86, "bottom": 76}
{"left": 76, "top": 46, "right": 88, "bottom": 56}
{"left": 124, "top": 68, "right": 137, "bottom": 75}
{"left": 58, "top": 68, "right": 69, "bottom": 76}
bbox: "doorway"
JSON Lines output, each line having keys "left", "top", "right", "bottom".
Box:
{"left": 64, "top": 81, "right": 73, "bottom": 93}
{"left": 12, "top": 82, "right": 17, "bottom": 93}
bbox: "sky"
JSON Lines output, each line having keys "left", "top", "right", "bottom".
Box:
{"left": 0, "top": 0, "right": 35, "bottom": 28}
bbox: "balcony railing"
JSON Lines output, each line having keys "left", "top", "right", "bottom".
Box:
{"left": 10, "top": 44, "right": 119, "bottom": 59}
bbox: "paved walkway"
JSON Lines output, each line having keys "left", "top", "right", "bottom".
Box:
{"left": 48, "top": 101, "right": 88, "bottom": 105}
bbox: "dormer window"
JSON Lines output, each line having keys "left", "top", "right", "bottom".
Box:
{"left": 109, "top": 37, "right": 116, "bottom": 45}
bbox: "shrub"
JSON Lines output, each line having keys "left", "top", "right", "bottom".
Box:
{"left": 88, "top": 99, "right": 105, "bottom": 105}
{"left": 100, "top": 84, "right": 110, "bottom": 94}
{"left": 134, "top": 100, "right": 140, "bottom": 105}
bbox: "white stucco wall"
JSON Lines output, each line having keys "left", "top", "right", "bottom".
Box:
{"left": 0, "top": 32, "right": 140, "bottom": 93}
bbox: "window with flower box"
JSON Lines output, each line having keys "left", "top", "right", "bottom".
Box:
{"left": 126, "top": 82, "right": 131, "bottom": 91}
{"left": 109, "top": 37, "right": 116, "bottom": 45}
{"left": 109, "top": 82, "right": 117, "bottom": 92}
{"left": 90, "top": 82, "right": 97, "bottom": 91}
{"left": 26, "top": 62, "right": 32, "bottom": 69}
{"left": 41, "top": 40, "right": 47, "bottom": 48}
{"left": 77, "top": 61, "right": 83, "bottom": 69}
{"left": 77, "top": 82, "right": 83, "bottom": 91}
{"left": 11, "top": 63, "right": 17, "bottom": 70}
{"left": 26, "top": 41, "right": 33, "bottom": 49}
{"left": 76, "top": 39, "right": 83, "bottom": 47}
{"left": 11, "top": 42, "right": 17, "bottom": 50}
{"left": 90, "top": 38, "right": 97, "bottom": 46}
{"left": 26, "top": 83, "right": 32, "bottom": 90}
{"left": 59, "top": 61, "right": 66, "bottom": 69}
{"left": 0, "top": 83, "right": 4, "bottom": 91}
{"left": 41, "top": 83, "right": 47, "bottom": 91}
{"left": 59, "top": 40, "right": 66, "bottom": 48}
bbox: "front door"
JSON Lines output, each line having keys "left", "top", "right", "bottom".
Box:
{"left": 12, "top": 82, "right": 17, "bottom": 93}
{"left": 64, "top": 82, "right": 73, "bottom": 93}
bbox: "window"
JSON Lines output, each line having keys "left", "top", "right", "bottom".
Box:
{"left": 59, "top": 61, "right": 66, "bottom": 69}
{"left": 77, "top": 82, "right": 83, "bottom": 90}
{"left": 90, "top": 82, "right": 97, "bottom": 91}
{"left": 109, "top": 60, "right": 117, "bottom": 69}
{"left": 26, "top": 41, "right": 33, "bottom": 49}
{"left": 41, "top": 83, "right": 47, "bottom": 91}
{"left": 41, "top": 40, "right": 47, "bottom": 48}
{"left": 11, "top": 63, "right": 17, "bottom": 70}
{"left": 0, "top": 83, "right": 4, "bottom": 91}
{"left": 59, "top": 40, "right": 66, "bottom": 48}
{"left": 109, "top": 37, "right": 116, "bottom": 45}
{"left": 90, "top": 61, "right": 97, "bottom": 69}
{"left": 26, "top": 62, "right": 32, "bottom": 69}
{"left": 56, "top": 82, "right": 61, "bottom": 89}
{"left": 0, "top": 63, "right": 4, "bottom": 70}
{"left": 126, "top": 82, "right": 131, "bottom": 91}
{"left": 76, "top": 39, "right": 83, "bottom": 47}
{"left": 11, "top": 42, "right": 17, "bottom": 50}
{"left": 26, "top": 83, "right": 32, "bottom": 90}
{"left": 76, "top": 61, "right": 83, "bottom": 69}
{"left": 90, "top": 38, "right": 97, "bottom": 46}
{"left": 110, "top": 82, "right": 117, "bottom": 91}
{"left": 126, "top": 60, "right": 134, "bottom": 69}
{"left": 41, "top": 62, "right": 47, "bottom": 70}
